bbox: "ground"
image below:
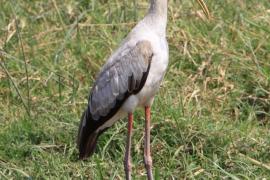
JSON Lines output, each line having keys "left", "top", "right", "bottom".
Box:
{"left": 0, "top": 0, "right": 270, "bottom": 179}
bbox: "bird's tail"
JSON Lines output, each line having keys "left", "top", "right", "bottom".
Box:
{"left": 77, "top": 110, "right": 99, "bottom": 159}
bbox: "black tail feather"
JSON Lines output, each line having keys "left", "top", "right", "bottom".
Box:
{"left": 77, "top": 110, "right": 99, "bottom": 159}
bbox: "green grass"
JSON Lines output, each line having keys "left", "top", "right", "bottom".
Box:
{"left": 0, "top": 0, "right": 270, "bottom": 179}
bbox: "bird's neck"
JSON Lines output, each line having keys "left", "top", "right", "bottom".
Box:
{"left": 145, "top": 0, "right": 168, "bottom": 36}
{"left": 149, "top": 0, "right": 168, "bottom": 15}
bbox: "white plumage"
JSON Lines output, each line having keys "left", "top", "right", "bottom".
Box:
{"left": 77, "top": 0, "right": 210, "bottom": 179}
{"left": 99, "top": 1, "right": 169, "bottom": 131}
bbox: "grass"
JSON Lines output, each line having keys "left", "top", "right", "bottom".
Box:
{"left": 0, "top": 0, "right": 270, "bottom": 179}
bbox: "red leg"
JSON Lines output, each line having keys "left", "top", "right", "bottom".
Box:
{"left": 144, "top": 106, "right": 153, "bottom": 180}
{"left": 124, "top": 113, "right": 133, "bottom": 180}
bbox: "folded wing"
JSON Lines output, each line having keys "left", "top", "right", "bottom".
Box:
{"left": 77, "top": 40, "right": 154, "bottom": 159}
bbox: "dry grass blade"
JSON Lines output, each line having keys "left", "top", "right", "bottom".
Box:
{"left": 239, "top": 153, "right": 270, "bottom": 171}
{"left": 0, "top": 160, "right": 30, "bottom": 178}
{"left": 196, "top": 0, "right": 211, "bottom": 19}
{"left": 54, "top": 10, "right": 89, "bottom": 63}
{"left": 13, "top": 16, "right": 31, "bottom": 117}
{"left": 0, "top": 61, "right": 30, "bottom": 116}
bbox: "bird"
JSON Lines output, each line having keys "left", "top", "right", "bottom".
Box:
{"left": 77, "top": 0, "right": 210, "bottom": 179}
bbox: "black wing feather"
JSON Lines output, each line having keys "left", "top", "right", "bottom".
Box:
{"left": 77, "top": 41, "right": 153, "bottom": 159}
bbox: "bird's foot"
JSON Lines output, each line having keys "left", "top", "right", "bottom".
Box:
{"left": 144, "top": 155, "right": 153, "bottom": 180}
{"left": 124, "top": 161, "right": 132, "bottom": 180}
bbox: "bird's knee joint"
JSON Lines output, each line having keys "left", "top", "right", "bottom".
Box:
{"left": 144, "top": 156, "right": 153, "bottom": 167}
{"left": 124, "top": 161, "right": 132, "bottom": 171}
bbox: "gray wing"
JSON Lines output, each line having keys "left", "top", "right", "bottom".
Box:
{"left": 89, "top": 40, "right": 153, "bottom": 120}
{"left": 77, "top": 40, "right": 153, "bottom": 159}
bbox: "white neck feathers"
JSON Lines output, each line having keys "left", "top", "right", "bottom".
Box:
{"left": 144, "top": 0, "right": 168, "bottom": 36}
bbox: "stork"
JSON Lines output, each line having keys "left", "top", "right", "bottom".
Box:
{"left": 77, "top": 0, "right": 210, "bottom": 179}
